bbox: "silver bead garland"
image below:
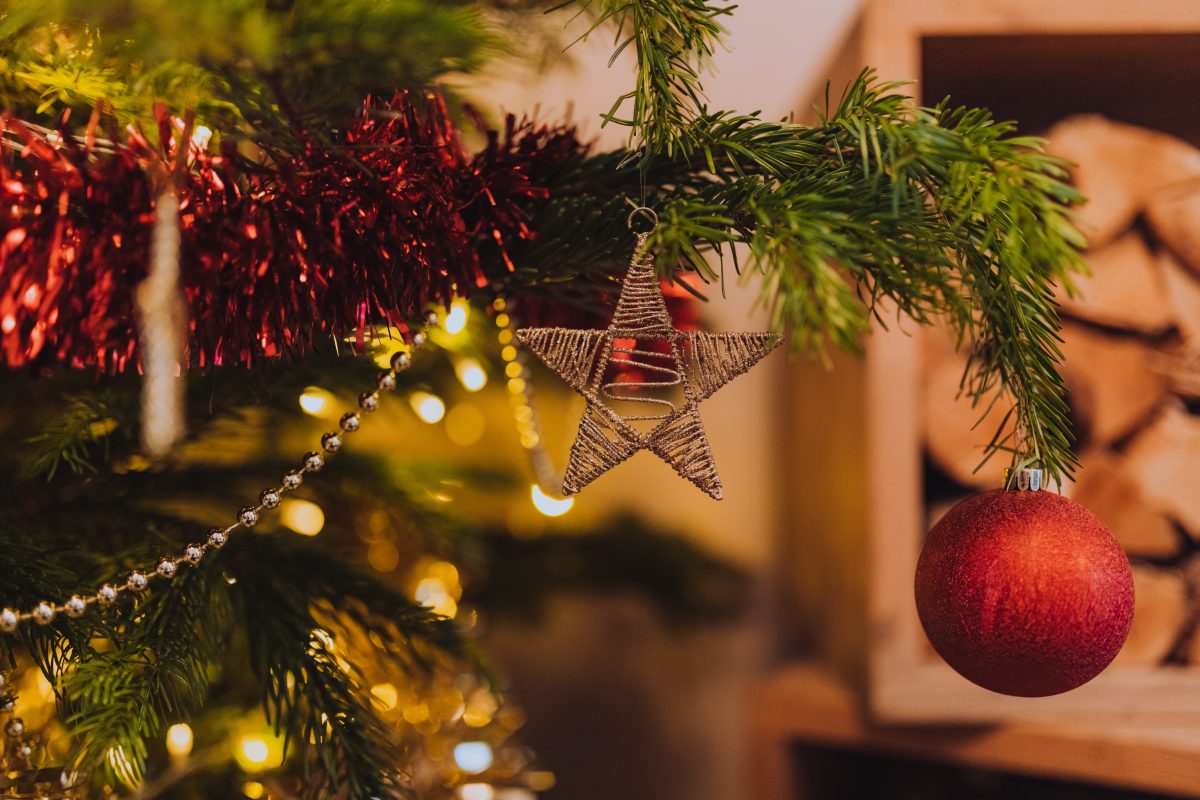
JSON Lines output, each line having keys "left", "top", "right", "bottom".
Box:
{"left": 0, "top": 323, "right": 432, "bottom": 632}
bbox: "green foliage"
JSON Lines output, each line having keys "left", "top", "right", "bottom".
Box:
{"left": 25, "top": 391, "right": 133, "bottom": 479}
{"left": 0, "top": 0, "right": 499, "bottom": 139}
{"left": 508, "top": 62, "right": 1084, "bottom": 483}
{"left": 234, "top": 534, "right": 468, "bottom": 798}
{"left": 64, "top": 565, "right": 232, "bottom": 787}
{"left": 550, "top": 0, "right": 732, "bottom": 157}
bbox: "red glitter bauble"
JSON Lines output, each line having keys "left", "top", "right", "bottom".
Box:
{"left": 915, "top": 489, "right": 1134, "bottom": 697}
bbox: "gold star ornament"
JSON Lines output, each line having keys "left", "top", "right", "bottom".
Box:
{"left": 515, "top": 230, "right": 779, "bottom": 500}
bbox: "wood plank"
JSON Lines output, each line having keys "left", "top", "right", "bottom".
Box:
{"left": 753, "top": 664, "right": 1200, "bottom": 799}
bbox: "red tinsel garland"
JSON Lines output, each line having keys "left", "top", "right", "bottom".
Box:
{"left": 0, "top": 94, "right": 589, "bottom": 371}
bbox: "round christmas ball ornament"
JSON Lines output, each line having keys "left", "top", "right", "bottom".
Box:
{"left": 915, "top": 479, "right": 1134, "bottom": 697}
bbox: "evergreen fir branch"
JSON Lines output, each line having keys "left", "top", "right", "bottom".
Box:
{"left": 62, "top": 564, "right": 233, "bottom": 788}
{"left": 548, "top": 0, "right": 732, "bottom": 156}
{"left": 511, "top": 71, "right": 1083, "bottom": 482}
{"left": 1, "top": 0, "right": 499, "bottom": 139}
{"left": 24, "top": 391, "right": 133, "bottom": 479}
{"left": 231, "top": 534, "right": 475, "bottom": 800}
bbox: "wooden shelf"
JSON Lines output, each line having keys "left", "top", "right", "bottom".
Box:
{"left": 750, "top": 664, "right": 1200, "bottom": 800}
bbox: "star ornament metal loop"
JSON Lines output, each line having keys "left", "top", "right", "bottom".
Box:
{"left": 515, "top": 236, "right": 779, "bottom": 500}
{"left": 626, "top": 206, "right": 658, "bottom": 232}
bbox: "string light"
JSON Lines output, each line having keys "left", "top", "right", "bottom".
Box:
{"left": 242, "top": 781, "right": 265, "bottom": 799}
{"left": 414, "top": 578, "right": 458, "bottom": 619}
{"left": 463, "top": 690, "right": 498, "bottom": 728}
{"left": 455, "top": 358, "right": 488, "bottom": 391}
{"left": 298, "top": 387, "right": 333, "bottom": 416}
{"left": 493, "top": 298, "right": 561, "bottom": 491}
{"left": 237, "top": 736, "right": 270, "bottom": 770}
{"left": 279, "top": 498, "right": 325, "bottom": 536}
{"left": 410, "top": 391, "right": 446, "bottom": 424}
{"left": 530, "top": 484, "right": 573, "bottom": 517}
{"left": 459, "top": 784, "right": 494, "bottom": 800}
{"left": 444, "top": 301, "right": 469, "bottom": 335}
{"left": 165, "top": 723, "right": 194, "bottom": 759}
{"left": 191, "top": 126, "right": 213, "bottom": 149}
{"left": 453, "top": 741, "right": 494, "bottom": 773}
{"left": 370, "top": 683, "right": 399, "bottom": 711}
{"left": 0, "top": 315, "right": 434, "bottom": 633}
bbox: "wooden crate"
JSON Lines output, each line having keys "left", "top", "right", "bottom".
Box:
{"left": 780, "top": 0, "right": 1200, "bottom": 727}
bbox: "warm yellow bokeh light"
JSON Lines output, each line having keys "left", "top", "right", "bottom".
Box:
{"left": 445, "top": 404, "right": 486, "bottom": 447}
{"left": 367, "top": 540, "right": 401, "bottom": 573}
{"left": 403, "top": 702, "right": 430, "bottom": 724}
{"left": 454, "top": 741, "right": 494, "bottom": 773}
{"left": 242, "top": 781, "right": 265, "bottom": 799}
{"left": 166, "top": 723, "right": 194, "bottom": 759}
{"left": 280, "top": 498, "right": 325, "bottom": 536}
{"left": 455, "top": 359, "right": 488, "bottom": 392}
{"left": 192, "top": 126, "right": 213, "bottom": 149}
{"left": 298, "top": 387, "right": 334, "bottom": 417}
{"left": 237, "top": 737, "right": 270, "bottom": 769}
{"left": 415, "top": 577, "right": 458, "bottom": 618}
{"left": 410, "top": 391, "right": 446, "bottom": 424}
{"left": 444, "top": 302, "right": 469, "bottom": 335}
{"left": 531, "top": 484, "right": 574, "bottom": 517}
{"left": 463, "top": 690, "right": 498, "bottom": 728}
{"left": 459, "top": 783, "right": 494, "bottom": 800}
{"left": 370, "top": 683, "right": 399, "bottom": 711}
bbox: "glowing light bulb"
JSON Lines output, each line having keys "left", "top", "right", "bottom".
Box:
{"left": 370, "top": 683, "right": 399, "bottom": 711}
{"left": 280, "top": 498, "right": 324, "bottom": 536}
{"left": 410, "top": 392, "right": 446, "bottom": 424}
{"left": 192, "top": 126, "right": 213, "bottom": 149}
{"left": 298, "top": 387, "right": 333, "bottom": 417}
{"left": 415, "top": 578, "right": 457, "bottom": 618}
{"left": 166, "top": 723, "right": 194, "bottom": 759}
{"left": 444, "top": 302, "right": 469, "bottom": 335}
{"left": 243, "top": 781, "right": 265, "bottom": 799}
{"left": 459, "top": 784, "right": 494, "bottom": 800}
{"left": 456, "top": 359, "right": 488, "bottom": 392}
{"left": 531, "top": 485, "right": 574, "bottom": 517}
{"left": 454, "top": 742, "right": 494, "bottom": 774}
{"left": 238, "top": 736, "right": 270, "bottom": 768}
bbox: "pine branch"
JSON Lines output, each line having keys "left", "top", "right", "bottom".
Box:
{"left": 62, "top": 564, "right": 233, "bottom": 788}
{"left": 231, "top": 534, "right": 477, "bottom": 800}
{"left": 1, "top": 0, "right": 498, "bottom": 140}
{"left": 24, "top": 391, "right": 134, "bottom": 479}
{"left": 548, "top": 0, "right": 732, "bottom": 156}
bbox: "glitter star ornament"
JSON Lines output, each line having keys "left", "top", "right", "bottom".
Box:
{"left": 516, "top": 221, "right": 779, "bottom": 499}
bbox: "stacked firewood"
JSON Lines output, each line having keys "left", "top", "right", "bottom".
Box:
{"left": 922, "top": 115, "right": 1200, "bottom": 667}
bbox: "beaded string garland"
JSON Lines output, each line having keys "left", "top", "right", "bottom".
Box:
{"left": 0, "top": 316, "right": 438, "bottom": 793}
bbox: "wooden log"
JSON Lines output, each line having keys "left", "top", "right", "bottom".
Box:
{"left": 922, "top": 357, "right": 1011, "bottom": 489}
{"left": 1113, "top": 566, "right": 1188, "bottom": 667}
{"left": 1146, "top": 181, "right": 1200, "bottom": 275}
{"left": 1071, "top": 449, "right": 1180, "bottom": 560}
{"left": 1161, "top": 348, "right": 1200, "bottom": 399}
{"left": 1058, "top": 321, "right": 1167, "bottom": 445}
{"left": 1159, "top": 251, "right": 1200, "bottom": 345}
{"left": 1045, "top": 115, "right": 1200, "bottom": 247}
{"left": 1123, "top": 404, "right": 1200, "bottom": 540}
{"left": 1056, "top": 232, "right": 1172, "bottom": 334}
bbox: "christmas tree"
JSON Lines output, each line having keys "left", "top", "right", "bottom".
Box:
{"left": 0, "top": 0, "right": 1083, "bottom": 797}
